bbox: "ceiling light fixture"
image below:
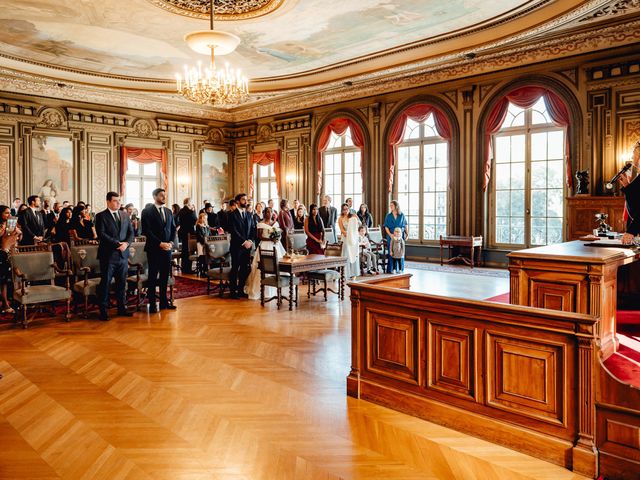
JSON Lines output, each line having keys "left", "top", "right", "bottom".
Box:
{"left": 176, "top": 0, "right": 249, "bottom": 106}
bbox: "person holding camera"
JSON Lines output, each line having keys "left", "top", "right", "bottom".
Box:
{"left": 0, "top": 205, "right": 21, "bottom": 314}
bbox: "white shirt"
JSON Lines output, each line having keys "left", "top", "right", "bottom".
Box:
{"left": 155, "top": 204, "right": 166, "bottom": 222}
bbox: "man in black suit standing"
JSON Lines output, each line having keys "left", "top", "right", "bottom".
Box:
{"left": 228, "top": 193, "right": 255, "bottom": 299}
{"left": 18, "top": 195, "right": 45, "bottom": 245}
{"left": 95, "top": 191, "right": 135, "bottom": 321}
{"left": 177, "top": 198, "right": 197, "bottom": 274}
{"left": 318, "top": 195, "right": 337, "bottom": 230}
{"left": 619, "top": 140, "right": 640, "bottom": 245}
{"left": 10, "top": 197, "right": 21, "bottom": 217}
{"left": 141, "top": 188, "right": 176, "bottom": 313}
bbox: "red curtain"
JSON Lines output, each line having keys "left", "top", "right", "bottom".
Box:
{"left": 249, "top": 150, "right": 281, "bottom": 198}
{"left": 482, "top": 86, "right": 573, "bottom": 191}
{"left": 316, "top": 118, "right": 365, "bottom": 194}
{"left": 120, "top": 147, "right": 168, "bottom": 197}
{"left": 387, "top": 104, "right": 451, "bottom": 192}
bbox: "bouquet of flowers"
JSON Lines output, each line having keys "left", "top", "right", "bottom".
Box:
{"left": 268, "top": 226, "right": 282, "bottom": 242}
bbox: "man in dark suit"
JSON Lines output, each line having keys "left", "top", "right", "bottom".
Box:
{"left": 318, "top": 195, "right": 337, "bottom": 230}
{"left": 228, "top": 193, "right": 255, "bottom": 299}
{"left": 10, "top": 198, "right": 21, "bottom": 217}
{"left": 95, "top": 191, "right": 135, "bottom": 321}
{"left": 18, "top": 195, "right": 45, "bottom": 245}
{"left": 141, "top": 188, "right": 176, "bottom": 313}
{"left": 620, "top": 140, "right": 640, "bottom": 244}
{"left": 204, "top": 203, "right": 218, "bottom": 231}
{"left": 177, "top": 198, "right": 197, "bottom": 274}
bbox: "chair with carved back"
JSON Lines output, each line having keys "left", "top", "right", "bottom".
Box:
{"left": 69, "top": 239, "right": 102, "bottom": 317}
{"left": 127, "top": 239, "right": 176, "bottom": 310}
{"left": 324, "top": 227, "right": 337, "bottom": 246}
{"left": 306, "top": 243, "right": 342, "bottom": 301}
{"left": 287, "top": 229, "right": 308, "bottom": 255}
{"left": 367, "top": 226, "right": 386, "bottom": 273}
{"left": 205, "top": 234, "right": 231, "bottom": 296}
{"left": 259, "top": 246, "right": 298, "bottom": 309}
{"left": 11, "top": 243, "right": 72, "bottom": 328}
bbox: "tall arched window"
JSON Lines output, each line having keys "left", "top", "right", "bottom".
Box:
{"left": 253, "top": 162, "right": 279, "bottom": 207}
{"left": 394, "top": 113, "right": 449, "bottom": 241}
{"left": 323, "top": 127, "right": 362, "bottom": 208}
{"left": 491, "top": 97, "right": 565, "bottom": 247}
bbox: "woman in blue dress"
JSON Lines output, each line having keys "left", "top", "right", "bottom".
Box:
{"left": 383, "top": 200, "right": 408, "bottom": 273}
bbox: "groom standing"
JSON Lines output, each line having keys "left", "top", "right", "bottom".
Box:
{"left": 228, "top": 193, "right": 255, "bottom": 299}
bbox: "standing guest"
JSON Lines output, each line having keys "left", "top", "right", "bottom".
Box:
{"left": 228, "top": 193, "right": 255, "bottom": 299}
{"left": 619, "top": 139, "right": 640, "bottom": 245}
{"left": 204, "top": 203, "right": 218, "bottom": 231}
{"left": 51, "top": 207, "right": 73, "bottom": 244}
{"left": 357, "top": 204, "right": 373, "bottom": 228}
{"left": 17, "top": 204, "right": 28, "bottom": 216}
{"left": 345, "top": 198, "right": 357, "bottom": 215}
{"left": 95, "top": 192, "right": 134, "bottom": 321}
{"left": 219, "top": 199, "right": 236, "bottom": 231}
{"left": 44, "top": 200, "right": 57, "bottom": 232}
{"left": 304, "top": 204, "right": 325, "bottom": 254}
{"left": 177, "top": 198, "right": 198, "bottom": 274}
{"left": 383, "top": 200, "right": 408, "bottom": 273}
{"left": 277, "top": 199, "right": 294, "bottom": 248}
{"left": 195, "top": 212, "right": 209, "bottom": 274}
{"left": 62, "top": 200, "right": 70, "bottom": 209}
{"left": 18, "top": 195, "right": 45, "bottom": 245}
{"left": 217, "top": 201, "right": 228, "bottom": 222}
{"left": 268, "top": 198, "right": 277, "bottom": 216}
{"left": 10, "top": 198, "right": 21, "bottom": 217}
{"left": 85, "top": 204, "right": 94, "bottom": 221}
{"left": 199, "top": 199, "right": 209, "bottom": 215}
{"left": 319, "top": 195, "right": 337, "bottom": 230}
{"left": 290, "top": 199, "right": 300, "bottom": 218}
{"left": 338, "top": 203, "right": 361, "bottom": 279}
{"left": 253, "top": 201, "right": 265, "bottom": 225}
{"left": 125, "top": 203, "right": 140, "bottom": 236}
{"left": 389, "top": 227, "right": 406, "bottom": 273}
{"left": 293, "top": 207, "right": 306, "bottom": 229}
{"left": 171, "top": 203, "right": 181, "bottom": 226}
{"left": 358, "top": 225, "right": 376, "bottom": 274}
{"left": 142, "top": 188, "right": 176, "bottom": 313}
{"left": 41, "top": 200, "right": 53, "bottom": 235}
{"left": 0, "top": 205, "right": 21, "bottom": 314}
{"left": 70, "top": 205, "right": 97, "bottom": 240}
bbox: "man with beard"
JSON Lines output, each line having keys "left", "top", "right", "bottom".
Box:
{"left": 227, "top": 193, "right": 255, "bottom": 298}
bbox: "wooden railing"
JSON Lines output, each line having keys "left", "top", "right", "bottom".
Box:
{"left": 348, "top": 274, "right": 600, "bottom": 476}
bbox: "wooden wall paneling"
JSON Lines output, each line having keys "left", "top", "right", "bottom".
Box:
{"left": 587, "top": 90, "right": 611, "bottom": 194}
{"left": 0, "top": 143, "right": 11, "bottom": 204}
{"left": 173, "top": 140, "right": 192, "bottom": 202}
{"left": 565, "top": 195, "right": 626, "bottom": 239}
{"left": 235, "top": 143, "right": 248, "bottom": 194}
{"left": 462, "top": 88, "right": 475, "bottom": 237}
{"left": 88, "top": 149, "right": 110, "bottom": 208}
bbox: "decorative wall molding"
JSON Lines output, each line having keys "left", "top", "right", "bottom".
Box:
{"left": 36, "top": 107, "right": 67, "bottom": 130}
{"left": 273, "top": 115, "right": 310, "bottom": 132}
{"left": 578, "top": 0, "right": 640, "bottom": 23}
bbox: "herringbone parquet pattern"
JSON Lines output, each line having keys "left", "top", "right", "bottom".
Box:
{"left": 0, "top": 272, "right": 586, "bottom": 480}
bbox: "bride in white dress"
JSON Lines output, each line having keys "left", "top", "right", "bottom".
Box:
{"left": 338, "top": 204, "right": 361, "bottom": 280}
{"left": 245, "top": 219, "right": 287, "bottom": 300}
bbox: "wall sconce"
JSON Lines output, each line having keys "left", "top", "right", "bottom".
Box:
{"left": 286, "top": 174, "right": 295, "bottom": 193}
{"left": 177, "top": 174, "right": 191, "bottom": 190}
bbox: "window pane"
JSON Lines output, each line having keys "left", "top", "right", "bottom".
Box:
{"left": 398, "top": 147, "right": 409, "bottom": 170}
{"left": 424, "top": 193, "right": 435, "bottom": 216}
{"left": 143, "top": 181, "right": 157, "bottom": 203}
{"left": 548, "top": 130, "right": 564, "bottom": 159}
{"left": 424, "top": 144, "right": 435, "bottom": 168}
{"left": 547, "top": 160, "right": 564, "bottom": 188}
{"left": 344, "top": 152, "right": 354, "bottom": 173}
{"left": 496, "top": 164, "right": 510, "bottom": 190}
{"left": 531, "top": 132, "right": 547, "bottom": 161}
{"left": 143, "top": 162, "right": 157, "bottom": 176}
{"left": 495, "top": 137, "right": 510, "bottom": 163}
{"left": 511, "top": 217, "right": 525, "bottom": 244}
{"left": 408, "top": 193, "right": 419, "bottom": 217}
{"left": 531, "top": 162, "right": 547, "bottom": 189}
{"left": 531, "top": 190, "right": 547, "bottom": 217}
{"left": 511, "top": 135, "right": 525, "bottom": 162}
{"left": 496, "top": 190, "right": 510, "bottom": 217}
{"left": 324, "top": 154, "right": 334, "bottom": 174}
{"left": 510, "top": 163, "right": 524, "bottom": 190}
{"left": 409, "top": 146, "right": 420, "bottom": 169}
{"left": 127, "top": 160, "right": 140, "bottom": 175}
{"left": 424, "top": 169, "right": 435, "bottom": 192}
{"left": 511, "top": 190, "right": 524, "bottom": 217}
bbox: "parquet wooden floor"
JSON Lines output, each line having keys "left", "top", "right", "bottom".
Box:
{"left": 0, "top": 268, "right": 586, "bottom": 480}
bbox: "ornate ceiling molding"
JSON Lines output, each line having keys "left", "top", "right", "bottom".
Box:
{"left": 145, "top": 0, "right": 287, "bottom": 20}
{"left": 579, "top": 0, "right": 640, "bottom": 22}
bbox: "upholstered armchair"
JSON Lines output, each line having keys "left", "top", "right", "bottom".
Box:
{"left": 324, "top": 227, "right": 337, "bottom": 246}
{"left": 259, "top": 246, "right": 298, "bottom": 309}
{"left": 69, "top": 240, "right": 102, "bottom": 317}
{"left": 205, "top": 234, "right": 231, "bottom": 296}
{"left": 127, "top": 240, "right": 175, "bottom": 310}
{"left": 306, "top": 244, "right": 342, "bottom": 301}
{"left": 287, "top": 229, "right": 308, "bottom": 255}
{"left": 11, "top": 244, "right": 72, "bottom": 328}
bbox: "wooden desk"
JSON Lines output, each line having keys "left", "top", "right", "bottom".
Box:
{"left": 439, "top": 235, "right": 483, "bottom": 268}
{"left": 508, "top": 240, "right": 639, "bottom": 356}
{"left": 279, "top": 254, "right": 347, "bottom": 310}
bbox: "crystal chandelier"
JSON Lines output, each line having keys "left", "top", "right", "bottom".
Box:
{"left": 176, "top": 0, "right": 249, "bottom": 106}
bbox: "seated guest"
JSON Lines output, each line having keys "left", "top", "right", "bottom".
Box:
{"left": 358, "top": 225, "right": 376, "bottom": 274}
{"left": 195, "top": 212, "right": 210, "bottom": 275}
{"left": 304, "top": 203, "right": 325, "bottom": 254}
{"left": 0, "top": 205, "right": 21, "bottom": 314}
{"left": 51, "top": 207, "right": 73, "bottom": 244}
{"left": 18, "top": 195, "right": 45, "bottom": 245}
{"left": 357, "top": 204, "right": 373, "bottom": 228}
{"left": 293, "top": 206, "right": 306, "bottom": 230}
{"left": 70, "top": 205, "right": 97, "bottom": 240}
{"left": 389, "top": 227, "right": 406, "bottom": 273}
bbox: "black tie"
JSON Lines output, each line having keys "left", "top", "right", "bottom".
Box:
{"left": 113, "top": 212, "right": 120, "bottom": 230}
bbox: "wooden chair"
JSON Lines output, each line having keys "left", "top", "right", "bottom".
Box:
{"left": 307, "top": 244, "right": 342, "bottom": 301}
{"left": 69, "top": 239, "right": 102, "bottom": 317}
{"left": 259, "top": 246, "right": 299, "bottom": 309}
{"left": 127, "top": 240, "right": 175, "bottom": 310}
{"left": 324, "top": 227, "right": 337, "bottom": 246}
{"left": 10, "top": 243, "right": 72, "bottom": 328}
{"left": 205, "top": 234, "right": 231, "bottom": 296}
{"left": 367, "top": 226, "right": 386, "bottom": 273}
{"left": 287, "top": 229, "right": 308, "bottom": 255}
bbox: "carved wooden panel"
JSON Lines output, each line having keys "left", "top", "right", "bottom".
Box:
{"left": 89, "top": 150, "right": 108, "bottom": 208}
{"left": 487, "top": 333, "right": 565, "bottom": 425}
{"left": 597, "top": 408, "right": 640, "bottom": 467}
{"left": 566, "top": 196, "right": 626, "bottom": 240}
{"left": 0, "top": 144, "right": 10, "bottom": 204}
{"left": 530, "top": 280, "right": 578, "bottom": 312}
{"left": 175, "top": 155, "right": 191, "bottom": 201}
{"left": 0, "top": 124, "right": 14, "bottom": 137}
{"left": 88, "top": 133, "right": 111, "bottom": 146}
{"left": 365, "top": 310, "right": 420, "bottom": 385}
{"left": 427, "top": 321, "right": 476, "bottom": 400}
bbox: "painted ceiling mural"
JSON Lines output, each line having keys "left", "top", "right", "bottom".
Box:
{"left": 0, "top": 0, "right": 534, "bottom": 80}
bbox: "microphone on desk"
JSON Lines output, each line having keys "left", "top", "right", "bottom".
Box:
{"left": 605, "top": 162, "right": 633, "bottom": 190}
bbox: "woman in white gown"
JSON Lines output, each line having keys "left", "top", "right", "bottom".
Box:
{"left": 245, "top": 212, "right": 287, "bottom": 300}
{"left": 338, "top": 203, "right": 361, "bottom": 280}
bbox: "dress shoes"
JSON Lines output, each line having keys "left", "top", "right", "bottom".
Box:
{"left": 99, "top": 310, "right": 110, "bottom": 321}
{"left": 160, "top": 304, "right": 177, "bottom": 310}
{"left": 148, "top": 304, "right": 158, "bottom": 313}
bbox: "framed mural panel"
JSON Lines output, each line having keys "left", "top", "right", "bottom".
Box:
{"left": 31, "top": 134, "right": 74, "bottom": 204}
{"left": 201, "top": 149, "right": 229, "bottom": 208}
